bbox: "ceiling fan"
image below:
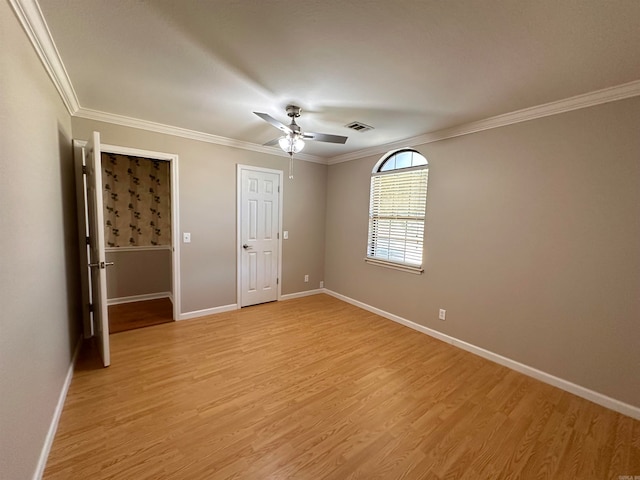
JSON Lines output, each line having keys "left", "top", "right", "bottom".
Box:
{"left": 254, "top": 105, "right": 348, "bottom": 163}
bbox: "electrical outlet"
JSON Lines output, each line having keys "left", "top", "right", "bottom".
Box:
{"left": 183, "top": 232, "right": 191, "bottom": 243}
{"left": 439, "top": 309, "right": 446, "bottom": 321}
{"left": 320, "top": 281, "right": 324, "bottom": 288}
{"left": 304, "top": 274, "right": 309, "bottom": 283}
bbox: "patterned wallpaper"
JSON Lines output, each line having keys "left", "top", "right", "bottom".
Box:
{"left": 102, "top": 153, "right": 171, "bottom": 247}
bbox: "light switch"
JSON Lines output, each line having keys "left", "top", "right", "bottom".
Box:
{"left": 283, "top": 231, "right": 289, "bottom": 239}
{"left": 183, "top": 232, "right": 191, "bottom": 243}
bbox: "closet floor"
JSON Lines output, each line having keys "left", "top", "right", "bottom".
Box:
{"left": 108, "top": 297, "right": 173, "bottom": 334}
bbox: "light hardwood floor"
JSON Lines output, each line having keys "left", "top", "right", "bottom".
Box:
{"left": 44, "top": 294, "right": 639, "bottom": 479}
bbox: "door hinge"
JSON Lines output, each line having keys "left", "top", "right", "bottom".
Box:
{"left": 277, "top": 278, "right": 279, "bottom": 285}
{"left": 88, "top": 303, "right": 94, "bottom": 313}
{"left": 82, "top": 165, "right": 88, "bottom": 175}
{"left": 278, "top": 186, "right": 280, "bottom": 193}
{"left": 86, "top": 236, "right": 90, "bottom": 245}
{"left": 277, "top": 232, "right": 279, "bottom": 239}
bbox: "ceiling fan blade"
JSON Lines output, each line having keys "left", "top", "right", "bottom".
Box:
{"left": 254, "top": 112, "right": 292, "bottom": 134}
{"left": 263, "top": 138, "right": 281, "bottom": 147}
{"left": 302, "top": 132, "right": 348, "bottom": 144}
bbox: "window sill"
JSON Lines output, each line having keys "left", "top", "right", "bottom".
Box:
{"left": 364, "top": 258, "right": 424, "bottom": 274}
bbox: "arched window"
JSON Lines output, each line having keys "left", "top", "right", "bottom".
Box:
{"left": 366, "top": 149, "right": 429, "bottom": 273}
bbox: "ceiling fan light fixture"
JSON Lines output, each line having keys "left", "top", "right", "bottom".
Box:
{"left": 278, "top": 134, "right": 305, "bottom": 154}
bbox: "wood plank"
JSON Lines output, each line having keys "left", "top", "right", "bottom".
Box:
{"left": 44, "top": 294, "right": 640, "bottom": 479}
{"left": 108, "top": 297, "right": 173, "bottom": 333}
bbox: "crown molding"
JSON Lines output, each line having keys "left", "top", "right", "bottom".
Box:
{"left": 12, "top": 0, "right": 639, "bottom": 167}
{"left": 9, "top": 0, "right": 325, "bottom": 164}
{"left": 328, "top": 79, "right": 640, "bottom": 164}
{"left": 9, "top": 0, "right": 80, "bottom": 115}
{"left": 75, "top": 108, "right": 327, "bottom": 164}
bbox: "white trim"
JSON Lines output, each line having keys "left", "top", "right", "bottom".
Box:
{"left": 178, "top": 304, "right": 237, "bottom": 321}
{"left": 78, "top": 108, "right": 326, "bottom": 164}
{"left": 9, "top": 0, "right": 80, "bottom": 115}
{"left": 323, "top": 289, "right": 640, "bottom": 420}
{"left": 100, "top": 143, "right": 178, "bottom": 162}
{"left": 32, "top": 337, "right": 82, "bottom": 480}
{"left": 277, "top": 175, "right": 284, "bottom": 303}
{"left": 75, "top": 141, "right": 181, "bottom": 320}
{"left": 280, "top": 289, "right": 324, "bottom": 300}
{"left": 69, "top": 78, "right": 640, "bottom": 168}
{"left": 5, "top": 0, "right": 323, "bottom": 165}
{"left": 99, "top": 143, "right": 181, "bottom": 322}
{"left": 105, "top": 245, "right": 172, "bottom": 253}
{"left": 107, "top": 292, "right": 172, "bottom": 306}
{"left": 13, "top": 0, "right": 640, "bottom": 169}
{"left": 364, "top": 258, "right": 424, "bottom": 274}
{"left": 236, "top": 165, "right": 284, "bottom": 308}
{"left": 169, "top": 150, "right": 181, "bottom": 321}
{"left": 328, "top": 79, "right": 640, "bottom": 164}
{"left": 236, "top": 167, "right": 242, "bottom": 309}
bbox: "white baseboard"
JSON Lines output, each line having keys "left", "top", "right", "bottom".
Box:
{"left": 107, "top": 292, "right": 172, "bottom": 306}
{"left": 179, "top": 291, "right": 322, "bottom": 320}
{"left": 178, "top": 303, "right": 237, "bottom": 321}
{"left": 323, "top": 289, "right": 640, "bottom": 420}
{"left": 280, "top": 289, "right": 324, "bottom": 301}
{"left": 33, "top": 337, "right": 82, "bottom": 480}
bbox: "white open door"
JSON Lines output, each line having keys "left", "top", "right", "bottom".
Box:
{"left": 85, "top": 132, "right": 111, "bottom": 366}
{"left": 238, "top": 166, "right": 282, "bottom": 307}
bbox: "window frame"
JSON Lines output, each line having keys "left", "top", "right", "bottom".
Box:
{"left": 365, "top": 149, "right": 429, "bottom": 274}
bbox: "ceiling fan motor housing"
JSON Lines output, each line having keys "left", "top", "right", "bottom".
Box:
{"left": 285, "top": 105, "right": 302, "bottom": 133}
{"left": 286, "top": 105, "right": 302, "bottom": 118}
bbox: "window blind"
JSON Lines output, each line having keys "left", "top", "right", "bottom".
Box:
{"left": 367, "top": 167, "right": 428, "bottom": 268}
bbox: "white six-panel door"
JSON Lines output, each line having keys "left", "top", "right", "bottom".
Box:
{"left": 239, "top": 166, "right": 282, "bottom": 307}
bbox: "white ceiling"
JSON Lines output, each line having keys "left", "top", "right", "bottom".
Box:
{"left": 37, "top": 0, "right": 640, "bottom": 159}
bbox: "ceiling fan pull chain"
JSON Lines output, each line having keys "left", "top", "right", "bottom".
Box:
{"left": 289, "top": 155, "right": 294, "bottom": 179}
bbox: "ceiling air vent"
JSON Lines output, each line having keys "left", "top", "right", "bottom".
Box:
{"left": 345, "top": 121, "right": 374, "bottom": 132}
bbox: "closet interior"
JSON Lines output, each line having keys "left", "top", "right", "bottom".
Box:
{"left": 101, "top": 152, "right": 174, "bottom": 332}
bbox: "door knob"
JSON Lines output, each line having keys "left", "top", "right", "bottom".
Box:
{"left": 88, "top": 261, "right": 115, "bottom": 269}
{"left": 242, "top": 244, "right": 251, "bottom": 250}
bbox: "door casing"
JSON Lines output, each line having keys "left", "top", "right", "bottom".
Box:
{"left": 73, "top": 139, "right": 181, "bottom": 335}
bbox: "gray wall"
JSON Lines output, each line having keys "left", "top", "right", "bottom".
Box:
{"left": 325, "top": 97, "right": 640, "bottom": 409}
{"left": 0, "top": 3, "right": 80, "bottom": 479}
{"left": 72, "top": 118, "right": 327, "bottom": 313}
{"left": 106, "top": 249, "right": 172, "bottom": 299}
{"left": 4, "top": 3, "right": 638, "bottom": 479}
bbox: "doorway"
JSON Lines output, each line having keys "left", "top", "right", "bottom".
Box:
{"left": 237, "top": 165, "right": 283, "bottom": 307}
{"left": 74, "top": 134, "right": 181, "bottom": 366}
{"left": 101, "top": 150, "right": 174, "bottom": 332}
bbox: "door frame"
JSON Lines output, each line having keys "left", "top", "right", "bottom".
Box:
{"left": 236, "top": 164, "right": 283, "bottom": 308}
{"left": 74, "top": 140, "right": 181, "bottom": 331}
